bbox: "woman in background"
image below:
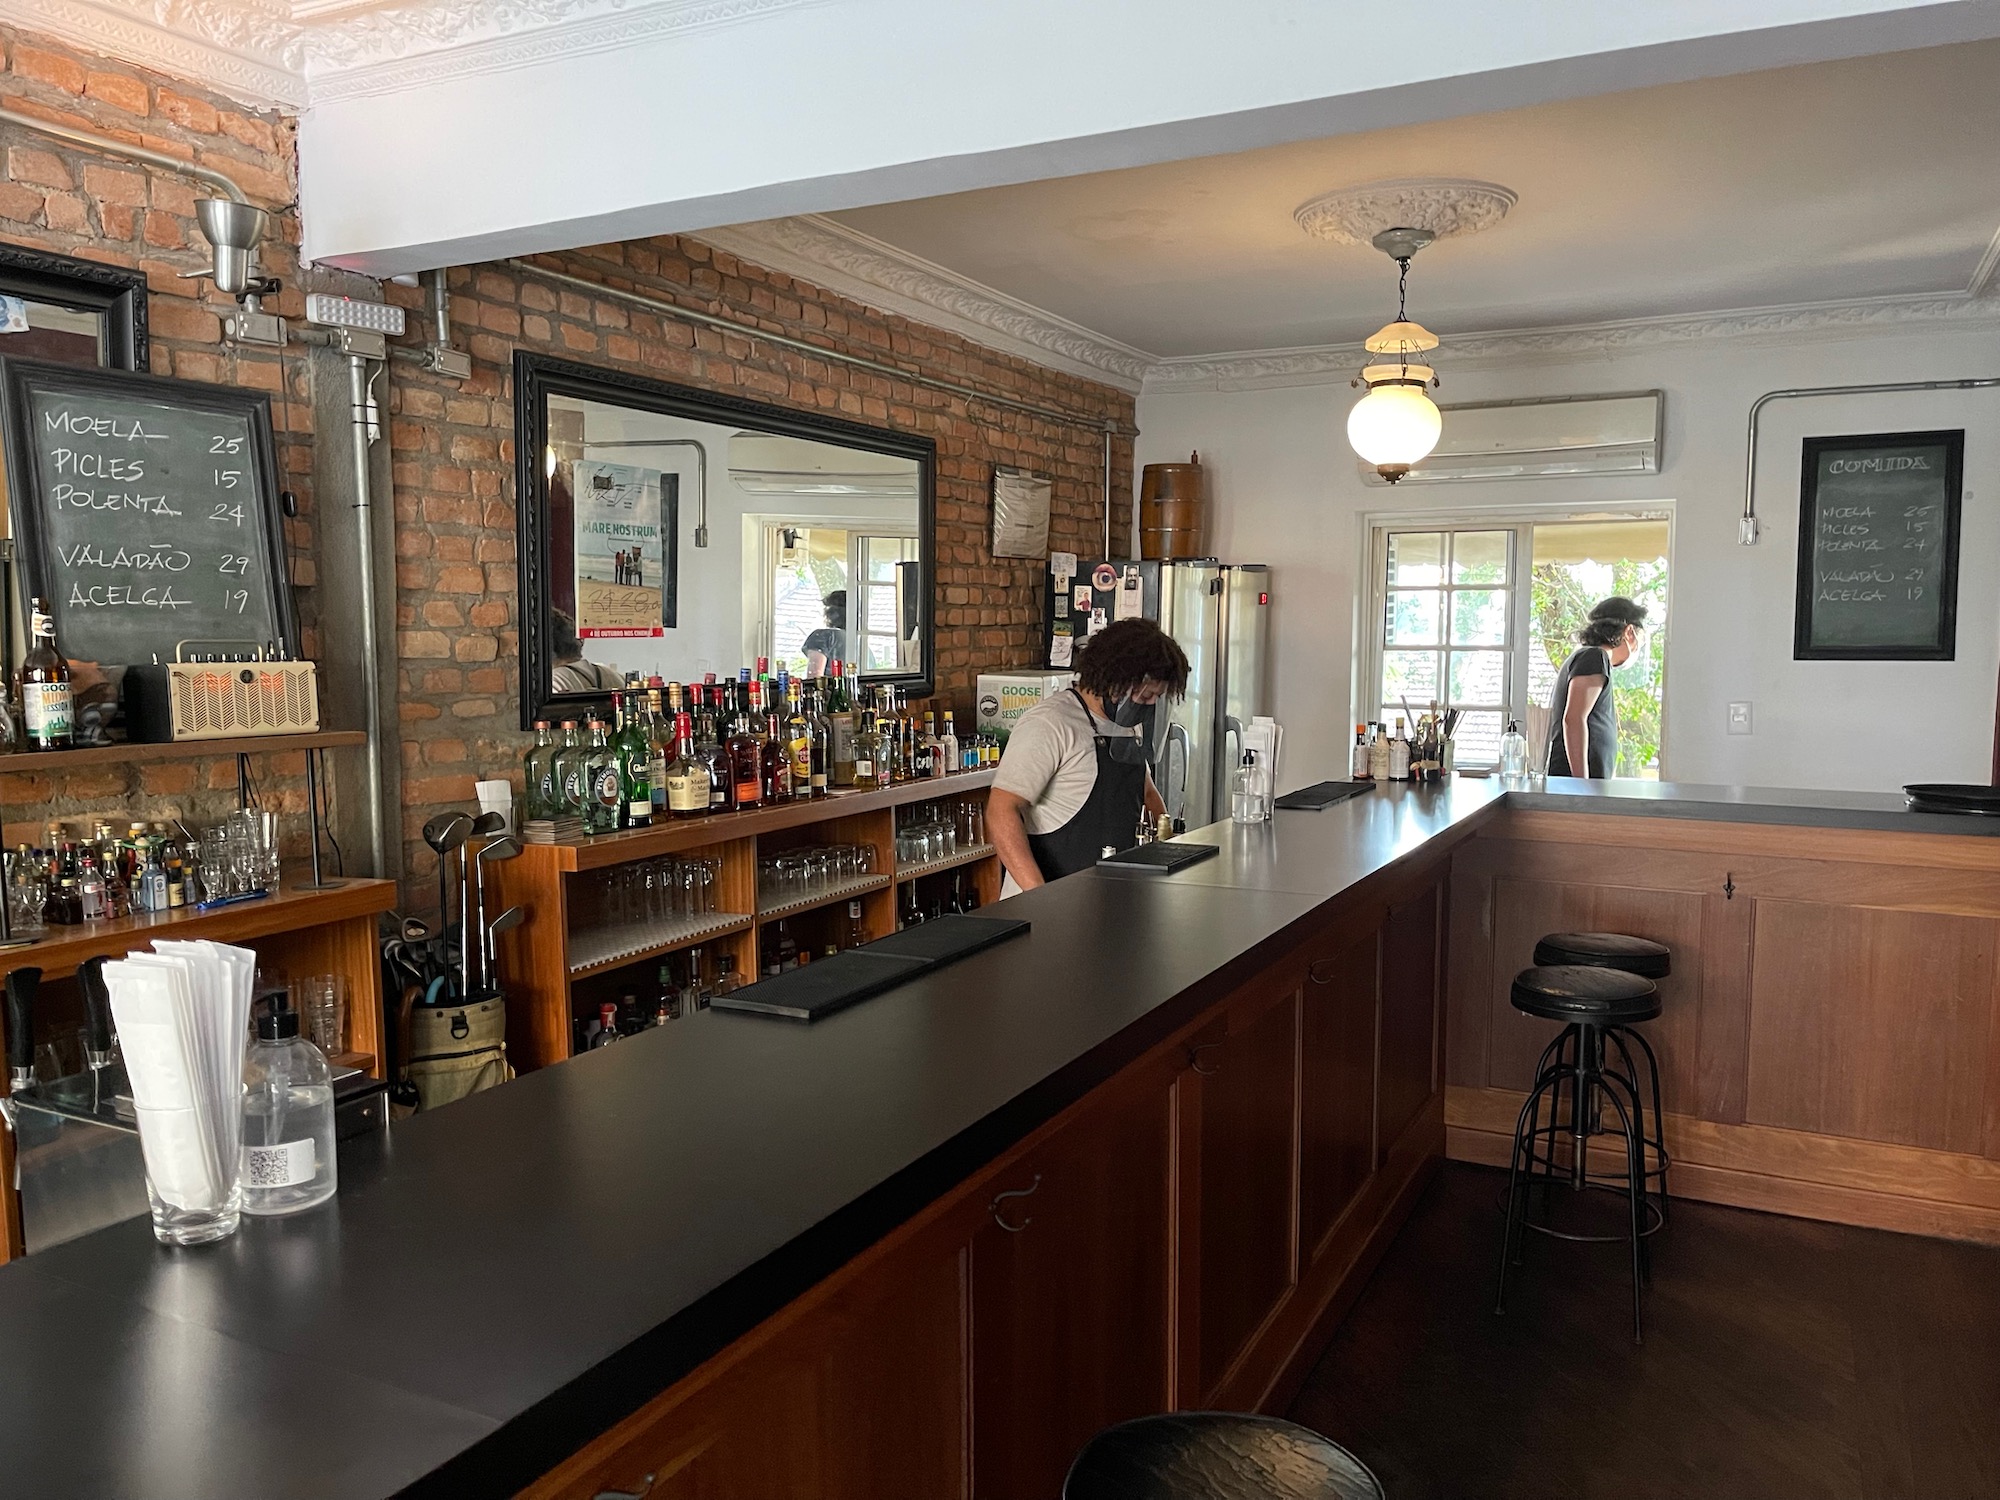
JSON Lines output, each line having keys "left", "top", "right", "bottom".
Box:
{"left": 1546, "top": 596, "right": 1648, "bottom": 779}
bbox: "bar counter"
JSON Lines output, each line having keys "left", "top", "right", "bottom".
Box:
{"left": 3, "top": 776, "right": 1994, "bottom": 1499}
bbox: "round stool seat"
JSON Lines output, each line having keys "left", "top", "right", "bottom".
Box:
{"left": 1062, "top": 1413, "right": 1383, "bottom": 1500}
{"left": 1534, "top": 930, "right": 1672, "bottom": 979}
{"left": 1511, "top": 964, "right": 1660, "bottom": 1025}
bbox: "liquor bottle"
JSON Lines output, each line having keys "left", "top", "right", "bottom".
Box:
{"left": 663, "top": 712, "right": 710, "bottom": 820}
{"left": 877, "top": 690, "right": 903, "bottom": 785}
{"left": 137, "top": 843, "right": 169, "bottom": 913}
{"left": 761, "top": 711, "right": 793, "bottom": 803}
{"left": 785, "top": 683, "right": 814, "bottom": 801}
{"left": 899, "top": 693, "right": 919, "bottom": 783}
{"left": 957, "top": 870, "right": 980, "bottom": 912}
{"left": 899, "top": 882, "right": 924, "bottom": 929}
{"left": 694, "top": 687, "right": 734, "bottom": 814}
{"left": 826, "top": 661, "right": 856, "bottom": 786}
{"left": 804, "top": 687, "right": 831, "bottom": 797}
{"left": 921, "top": 712, "right": 945, "bottom": 780}
{"left": 522, "top": 721, "right": 559, "bottom": 820}
{"left": 588, "top": 1001, "right": 621, "bottom": 1047}
{"left": 940, "top": 712, "right": 960, "bottom": 778}
{"left": 78, "top": 850, "right": 106, "bottom": 922}
{"left": 1351, "top": 723, "right": 1372, "bottom": 781}
{"left": 581, "top": 718, "right": 622, "bottom": 835}
{"left": 711, "top": 953, "right": 746, "bottom": 997}
{"left": 646, "top": 688, "right": 672, "bottom": 818}
{"left": 155, "top": 821, "right": 188, "bottom": 908}
{"left": 725, "top": 694, "right": 763, "bottom": 810}
{"left": 19, "top": 598, "right": 73, "bottom": 751}
{"left": 1388, "top": 718, "right": 1411, "bottom": 783}
{"left": 552, "top": 720, "right": 588, "bottom": 816}
{"left": 844, "top": 898, "right": 866, "bottom": 950}
{"left": 612, "top": 693, "right": 652, "bottom": 829}
{"left": 852, "top": 707, "right": 882, "bottom": 789}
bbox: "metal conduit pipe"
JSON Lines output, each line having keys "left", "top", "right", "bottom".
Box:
{"left": 1743, "top": 376, "right": 2000, "bottom": 543}
{"left": 504, "top": 257, "right": 1134, "bottom": 553}
{"left": 0, "top": 104, "right": 250, "bottom": 202}
{"left": 345, "top": 354, "right": 389, "bottom": 876}
{"left": 430, "top": 267, "right": 451, "bottom": 346}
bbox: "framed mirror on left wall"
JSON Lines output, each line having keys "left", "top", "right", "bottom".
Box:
{"left": 513, "top": 352, "right": 937, "bottom": 728}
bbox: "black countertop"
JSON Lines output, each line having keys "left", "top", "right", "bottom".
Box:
{"left": 0, "top": 776, "right": 1988, "bottom": 1498}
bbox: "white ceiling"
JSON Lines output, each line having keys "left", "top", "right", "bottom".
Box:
{"left": 824, "top": 41, "right": 2000, "bottom": 360}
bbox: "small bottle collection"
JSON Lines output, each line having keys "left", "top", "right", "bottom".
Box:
{"left": 1349, "top": 705, "right": 1461, "bottom": 785}
{"left": 5, "top": 812, "right": 280, "bottom": 934}
{"left": 520, "top": 660, "right": 1000, "bottom": 840}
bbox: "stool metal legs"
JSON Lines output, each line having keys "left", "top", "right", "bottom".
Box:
{"left": 1606, "top": 1025, "right": 1670, "bottom": 1224}
{"left": 1495, "top": 1022, "right": 1655, "bottom": 1343}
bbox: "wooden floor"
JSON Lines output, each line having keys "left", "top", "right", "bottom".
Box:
{"left": 1287, "top": 1162, "right": 2000, "bottom": 1500}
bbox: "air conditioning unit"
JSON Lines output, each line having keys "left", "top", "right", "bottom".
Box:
{"left": 1360, "top": 390, "right": 1663, "bottom": 485}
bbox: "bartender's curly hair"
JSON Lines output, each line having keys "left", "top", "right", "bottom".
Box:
{"left": 1076, "top": 618, "right": 1191, "bottom": 701}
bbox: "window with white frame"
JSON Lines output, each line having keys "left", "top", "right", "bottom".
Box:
{"left": 1376, "top": 528, "right": 1515, "bottom": 766}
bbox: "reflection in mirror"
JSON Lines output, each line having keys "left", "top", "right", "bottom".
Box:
{"left": 0, "top": 298, "right": 107, "bottom": 367}
{"left": 519, "top": 357, "right": 935, "bottom": 725}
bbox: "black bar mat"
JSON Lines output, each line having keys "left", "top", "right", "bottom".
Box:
{"left": 711, "top": 951, "right": 930, "bottom": 1022}
{"left": 1274, "top": 780, "right": 1377, "bottom": 811}
{"left": 863, "top": 914, "right": 1030, "bottom": 964}
{"left": 1097, "top": 841, "right": 1219, "bottom": 874}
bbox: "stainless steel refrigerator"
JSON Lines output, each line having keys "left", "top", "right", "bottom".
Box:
{"left": 1044, "top": 558, "right": 1272, "bottom": 829}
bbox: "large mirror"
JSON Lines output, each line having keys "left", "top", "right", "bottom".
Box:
{"left": 515, "top": 354, "right": 936, "bottom": 727}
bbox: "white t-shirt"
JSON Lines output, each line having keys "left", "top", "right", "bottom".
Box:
{"left": 993, "top": 691, "right": 1143, "bottom": 894}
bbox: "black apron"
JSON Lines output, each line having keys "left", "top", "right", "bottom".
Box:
{"left": 1025, "top": 691, "right": 1147, "bottom": 882}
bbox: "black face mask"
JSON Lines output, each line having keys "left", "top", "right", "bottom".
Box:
{"left": 1106, "top": 694, "right": 1153, "bottom": 765}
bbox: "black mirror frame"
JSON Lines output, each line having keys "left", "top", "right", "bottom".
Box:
{"left": 0, "top": 245, "right": 148, "bottom": 372}
{"left": 514, "top": 351, "right": 938, "bottom": 730}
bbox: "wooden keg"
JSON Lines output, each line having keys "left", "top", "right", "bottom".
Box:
{"left": 1139, "top": 450, "right": 1205, "bottom": 560}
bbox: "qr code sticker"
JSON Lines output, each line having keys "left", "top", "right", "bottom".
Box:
{"left": 244, "top": 1139, "right": 314, "bottom": 1188}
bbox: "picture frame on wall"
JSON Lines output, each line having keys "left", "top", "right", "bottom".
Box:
{"left": 1793, "top": 429, "right": 1963, "bottom": 662}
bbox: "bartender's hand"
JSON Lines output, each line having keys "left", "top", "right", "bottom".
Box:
{"left": 986, "top": 788, "right": 1045, "bottom": 892}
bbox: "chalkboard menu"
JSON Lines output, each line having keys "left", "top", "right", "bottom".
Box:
{"left": 1794, "top": 429, "right": 1962, "bottom": 661}
{"left": 0, "top": 357, "right": 294, "bottom": 667}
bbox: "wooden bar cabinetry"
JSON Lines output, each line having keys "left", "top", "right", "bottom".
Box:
{"left": 490, "top": 772, "right": 1001, "bottom": 1070}
{"left": 520, "top": 844, "right": 1454, "bottom": 1500}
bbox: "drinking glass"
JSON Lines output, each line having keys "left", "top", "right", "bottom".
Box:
{"left": 293, "top": 974, "right": 347, "bottom": 1057}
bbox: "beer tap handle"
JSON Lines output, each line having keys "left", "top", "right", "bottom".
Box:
{"left": 6, "top": 965, "right": 41, "bottom": 1091}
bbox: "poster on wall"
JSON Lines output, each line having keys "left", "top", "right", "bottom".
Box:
{"left": 573, "top": 460, "right": 679, "bottom": 637}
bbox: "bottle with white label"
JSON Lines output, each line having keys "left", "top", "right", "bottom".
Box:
{"left": 1351, "top": 723, "right": 1372, "bottom": 780}
{"left": 1388, "top": 719, "right": 1412, "bottom": 782}
{"left": 240, "top": 993, "right": 337, "bottom": 1216}
{"left": 19, "top": 598, "right": 73, "bottom": 751}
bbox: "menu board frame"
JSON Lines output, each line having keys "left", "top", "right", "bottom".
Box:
{"left": 1793, "top": 428, "right": 1963, "bottom": 662}
{"left": 0, "top": 355, "right": 295, "bottom": 666}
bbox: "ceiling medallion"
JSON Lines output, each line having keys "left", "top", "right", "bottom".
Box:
{"left": 1294, "top": 177, "right": 1517, "bottom": 248}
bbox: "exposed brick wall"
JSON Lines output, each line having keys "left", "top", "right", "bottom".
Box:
{"left": 0, "top": 22, "right": 1136, "bottom": 900}
{"left": 0, "top": 24, "right": 345, "bottom": 829}
{"left": 378, "top": 241, "right": 1134, "bottom": 883}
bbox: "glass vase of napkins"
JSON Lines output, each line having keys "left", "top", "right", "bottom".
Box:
{"left": 101, "top": 940, "right": 258, "bottom": 1245}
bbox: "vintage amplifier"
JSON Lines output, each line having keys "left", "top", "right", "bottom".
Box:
{"left": 121, "top": 647, "right": 320, "bottom": 743}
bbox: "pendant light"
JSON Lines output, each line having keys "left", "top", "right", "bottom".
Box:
{"left": 1348, "top": 227, "right": 1442, "bottom": 484}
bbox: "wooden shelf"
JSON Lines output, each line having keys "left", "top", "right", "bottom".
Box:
{"left": 757, "top": 873, "right": 891, "bottom": 922}
{"left": 552, "top": 770, "right": 996, "bottom": 872}
{"left": 568, "top": 912, "right": 754, "bottom": 979}
{"left": 0, "top": 728, "right": 366, "bottom": 775}
{"left": 895, "top": 843, "right": 997, "bottom": 883}
{"left": 0, "top": 876, "right": 397, "bottom": 980}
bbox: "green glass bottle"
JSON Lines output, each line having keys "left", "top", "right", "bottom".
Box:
{"left": 522, "top": 720, "right": 558, "bottom": 821}
{"left": 550, "top": 720, "right": 586, "bottom": 817}
{"left": 611, "top": 691, "right": 653, "bottom": 829}
{"left": 581, "top": 718, "right": 621, "bottom": 836}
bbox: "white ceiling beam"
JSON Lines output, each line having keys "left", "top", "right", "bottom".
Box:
{"left": 298, "top": 0, "right": 2000, "bottom": 277}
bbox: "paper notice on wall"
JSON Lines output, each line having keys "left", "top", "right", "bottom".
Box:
{"left": 992, "top": 466, "right": 1053, "bottom": 559}
{"left": 1088, "top": 607, "right": 1107, "bottom": 636}
{"left": 0, "top": 297, "right": 28, "bottom": 335}
{"left": 574, "top": 461, "right": 665, "bottom": 638}
{"left": 1115, "top": 566, "right": 1144, "bottom": 620}
{"left": 1050, "top": 631, "right": 1073, "bottom": 667}
{"left": 1050, "top": 549, "right": 1077, "bottom": 582}
{"left": 1074, "top": 585, "right": 1093, "bottom": 612}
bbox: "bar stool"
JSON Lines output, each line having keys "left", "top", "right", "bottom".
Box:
{"left": 1495, "top": 964, "right": 1661, "bottom": 1343}
{"left": 1063, "top": 1413, "right": 1383, "bottom": 1500}
{"left": 1533, "top": 930, "right": 1672, "bottom": 1218}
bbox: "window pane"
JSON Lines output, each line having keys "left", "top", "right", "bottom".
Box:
{"left": 866, "top": 583, "right": 897, "bottom": 634}
{"left": 1448, "top": 649, "right": 1506, "bottom": 705}
{"left": 1449, "top": 588, "right": 1508, "bottom": 645}
{"left": 1450, "top": 531, "right": 1510, "bottom": 584}
{"left": 1385, "top": 590, "right": 1441, "bottom": 645}
{"left": 1386, "top": 533, "right": 1444, "bottom": 587}
{"left": 864, "top": 634, "right": 897, "bottom": 670}
{"left": 1452, "top": 710, "right": 1504, "bottom": 768}
{"left": 1382, "top": 650, "right": 1439, "bottom": 706}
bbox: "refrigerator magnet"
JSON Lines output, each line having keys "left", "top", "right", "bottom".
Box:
{"left": 1074, "top": 585, "right": 1092, "bottom": 611}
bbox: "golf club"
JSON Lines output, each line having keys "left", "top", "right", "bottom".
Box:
{"left": 422, "top": 812, "right": 473, "bottom": 997}
{"left": 472, "top": 836, "right": 520, "bottom": 992}
{"left": 462, "top": 812, "right": 507, "bottom": 996}
{"left": 485, "top": 905, "right": 524, "bottom": 991}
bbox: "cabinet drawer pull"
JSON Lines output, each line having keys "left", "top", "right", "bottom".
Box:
{"left": 1309, "top": 958, "right": 1340, "bottom": 985}
{"left": 593, "top": 1476, "right": 656, "bottom": 1499}
{"left": 990, "top": 1175, "right": 1042, "bottom": 1232}
{"left": 1189, "top": 1041, "right": 1223, "bottom": 1076}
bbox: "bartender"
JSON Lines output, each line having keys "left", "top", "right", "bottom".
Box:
{"left": 1546, "top": 595, "right": 1648, "bottom": 778}
{"left": 988, "top": 618, "right": 1190, "bottom": 894}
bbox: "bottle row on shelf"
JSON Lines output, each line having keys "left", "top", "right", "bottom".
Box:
{"left": 522, "top": 660, "right": 1001, "bottom": 839}
{"left": 7, "top": 810, "right": 281, "bottom": 933}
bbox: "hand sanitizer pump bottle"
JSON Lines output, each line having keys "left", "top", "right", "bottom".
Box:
{"left": 240, "top": 992, "right": 338, "bottom": 1216}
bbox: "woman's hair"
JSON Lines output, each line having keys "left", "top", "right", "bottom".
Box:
{"left": 1075, "top": 618, "right": 1191, "bottom": 701}
{"left": 1576, "top": 595, "right": 1648, "bottom": 647}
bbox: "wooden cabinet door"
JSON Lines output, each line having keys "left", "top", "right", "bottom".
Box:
{"left": 1181, "top": 977, "right": 1301, "bottom": 1403}
{"left": 1298, "top": 927, "right": 1379, "bottom": 1263}
{"left": 1378, "top": 882, "right": 1441, "bottom": 1152}
{"left": 970, "top": 1059, "right": 1177, "bottom": 1500}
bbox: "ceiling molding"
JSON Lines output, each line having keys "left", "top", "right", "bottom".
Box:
{"left": 696, "top": 216, "right": 1154, "bottom": 393}
{"left": 302, "top": 0, "right": 826, "bottom": 103}
{"left": 1294, "top": 177, "right": 1517, "bottom": 248}
{"left": 0, "top": 0, "right": 305, "bottom": 108}
{"left": 1142, "top": 287, "right": 2000, "bottom": 393}
{"left": 1970, "top": 223, "right": 2000, "bottom": 299}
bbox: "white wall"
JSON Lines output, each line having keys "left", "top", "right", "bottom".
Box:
{"left": 1136, "top": 322, "right": 2000, "bottom": 794}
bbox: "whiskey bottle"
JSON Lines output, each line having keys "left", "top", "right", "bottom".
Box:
{"left": 663, "top": 712, "right": 710, "bottom": 820}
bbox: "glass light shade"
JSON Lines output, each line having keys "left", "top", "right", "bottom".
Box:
{"left": 1347, "top": 383, "right": 1442, "bottom": 480}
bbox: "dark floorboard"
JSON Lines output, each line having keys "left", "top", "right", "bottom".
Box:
{"left": 1287, "top": 1162, "right": 2000, "bottom": 1500}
